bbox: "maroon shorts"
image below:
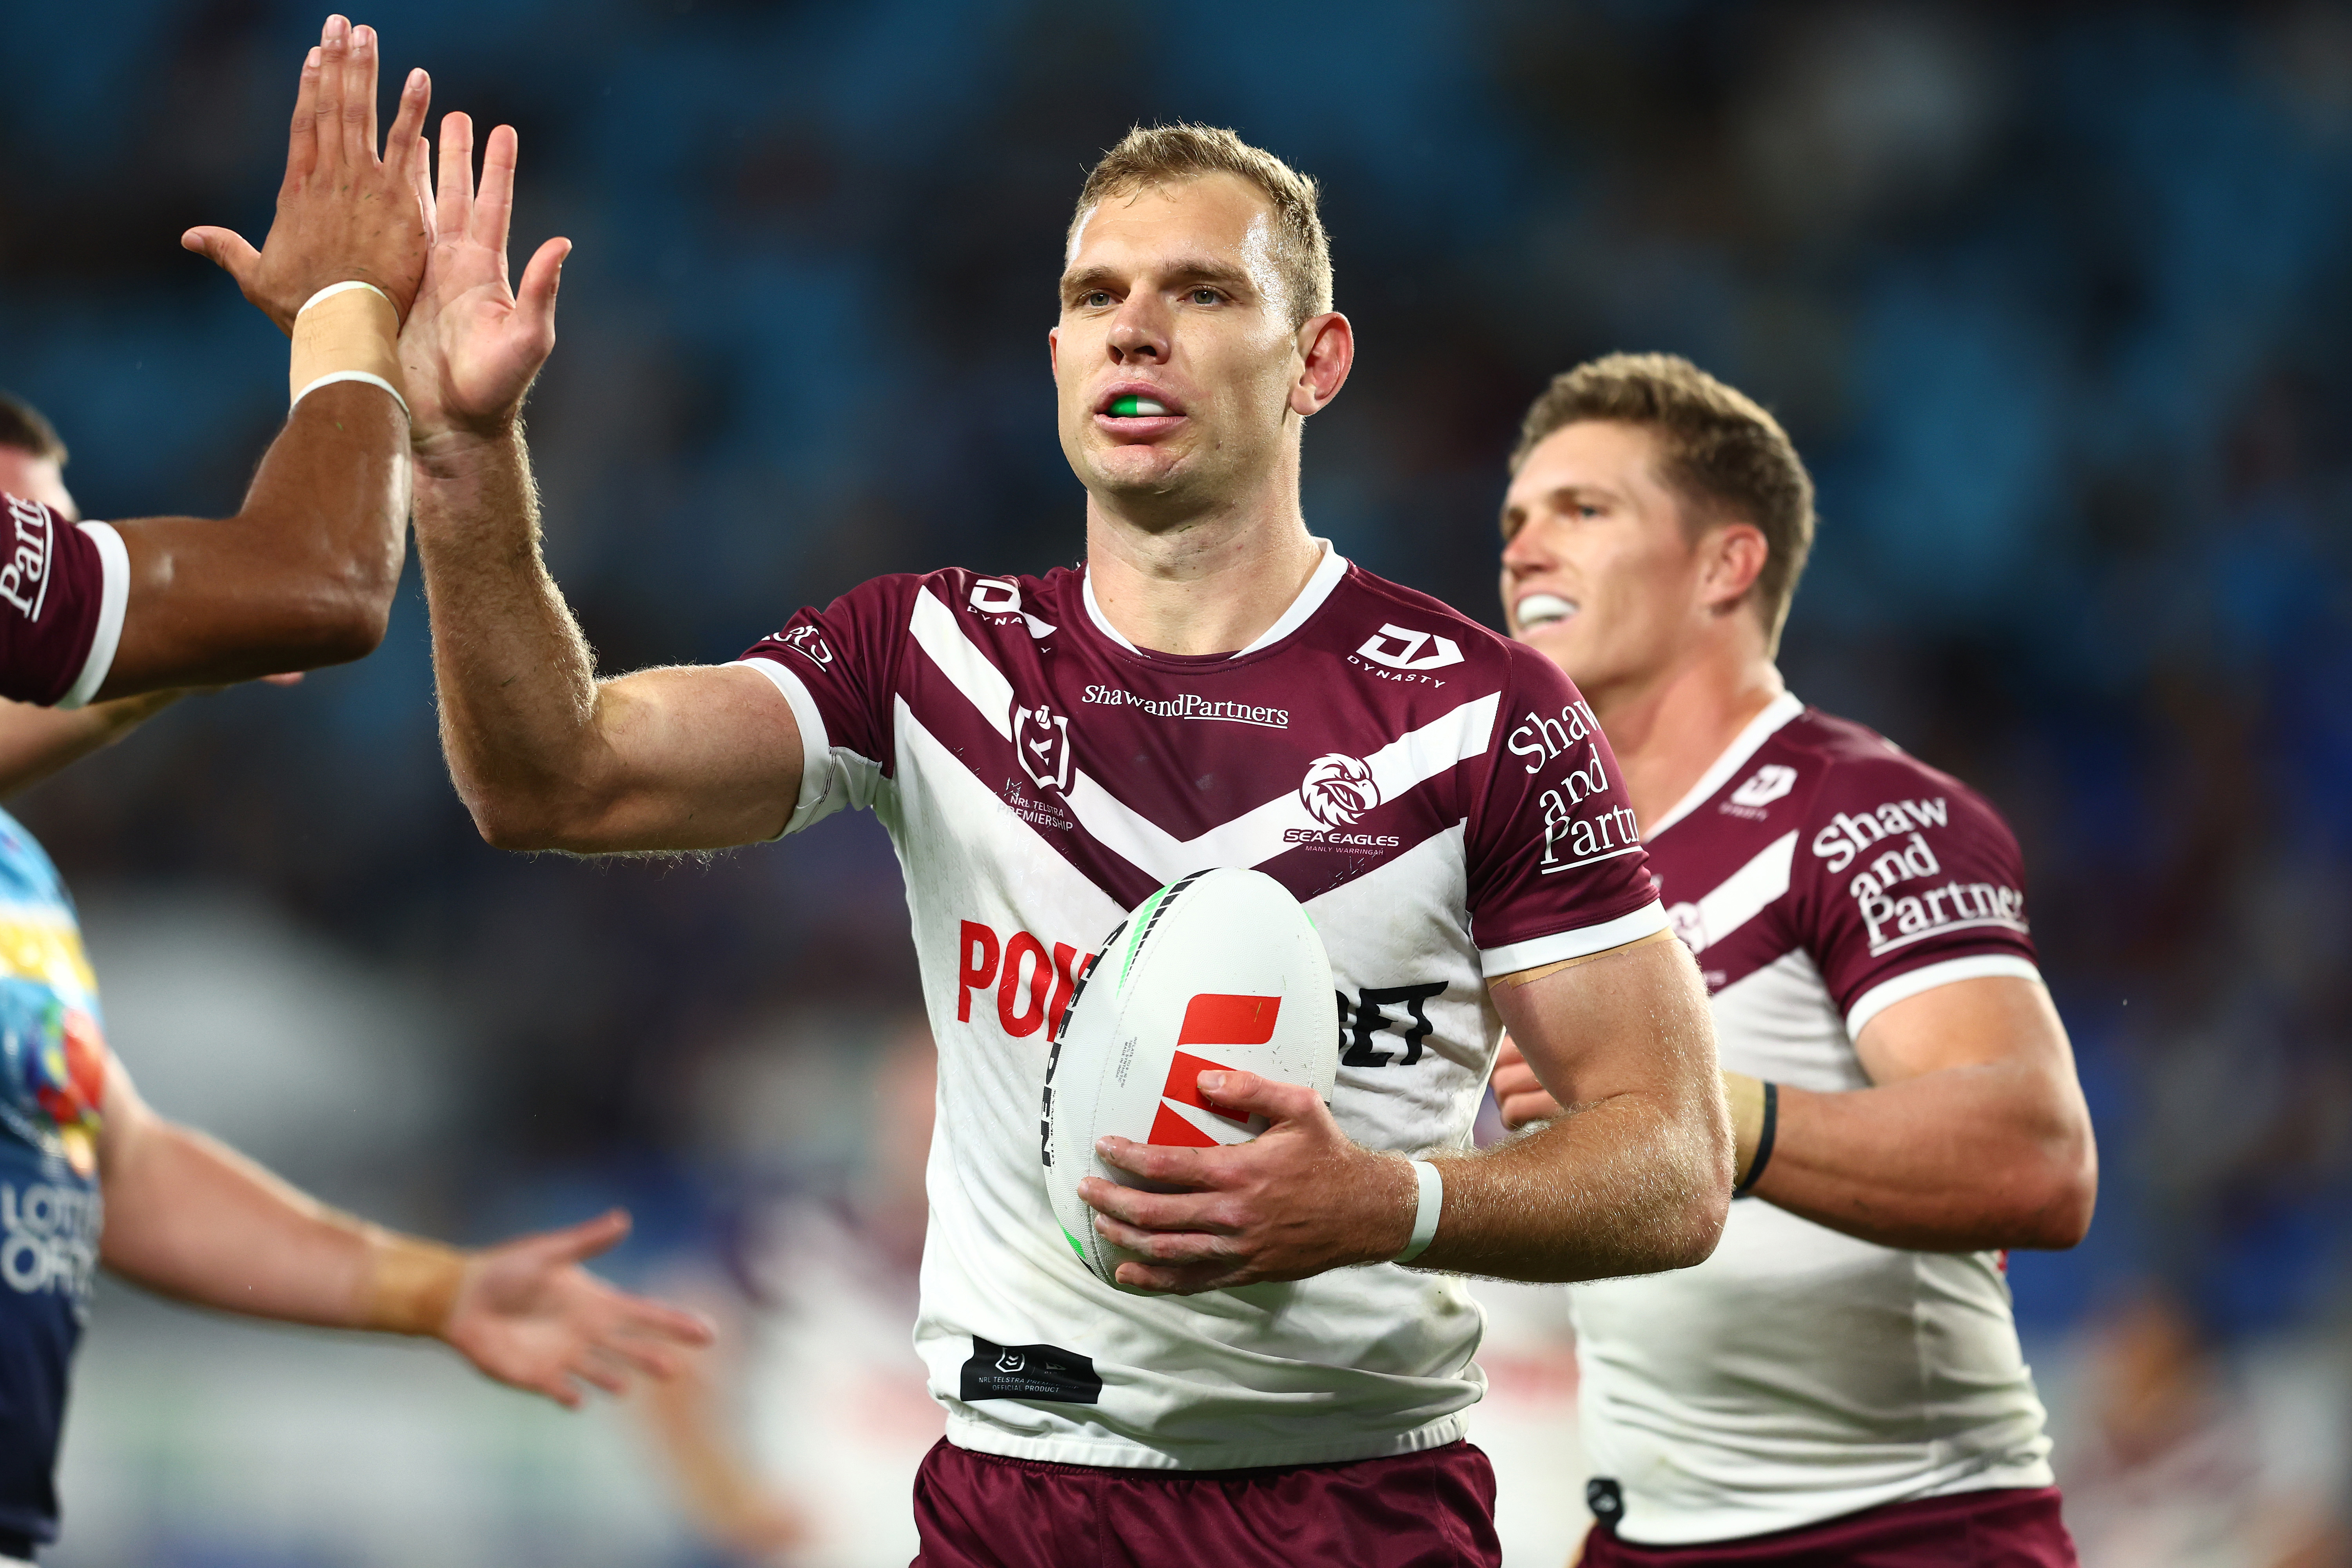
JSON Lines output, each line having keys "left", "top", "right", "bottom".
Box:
{"left": 910, "top": 1437, "right": 1501, "bottom": 1567}
{"left": 1579, "top": 1486, "right": 2077, "bottom": 1567}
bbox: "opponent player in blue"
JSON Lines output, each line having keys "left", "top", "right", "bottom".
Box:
{"left": 0, "top": 794, "right": 710, "bottom": 1565}
{"left": 0, "top": 352, "right": 713, "bottom": 1568}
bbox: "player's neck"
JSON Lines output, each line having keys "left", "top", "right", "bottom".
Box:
{"left": 1083, "top": 483, "right": 1323, "bottom": 658}
{"left": 1592, "top": 645, "right": 1785, "bottom": 831}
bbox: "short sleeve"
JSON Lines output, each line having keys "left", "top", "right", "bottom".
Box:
{"left": 0, "top": 497, "right": 124, "bottom": 709}
{"left": 1464, "top": 646, "right": 1665, "bottom": 976}
{"left": 1796, "top": 764, "right": 2042, "bottom": 1037}
{"left": 733, "top": 574, "right": 921, "bottom": 837}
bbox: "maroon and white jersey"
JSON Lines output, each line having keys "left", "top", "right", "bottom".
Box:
{"left": 0, "top": 497, "right": 125, "bottom": 709}
{"left": 735, "top": 544, "right": 1664, "bottom": 1470}
{"left": 1567, "top": 693, "right": 2056, "bottom": 1544}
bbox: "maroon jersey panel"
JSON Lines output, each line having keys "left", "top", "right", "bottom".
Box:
{"left": 0, "top": 496, "right": 105, "bottom": 708}
{"left": 1466, "top": 637, "right": 1648, "bottom": 955}
{"left": 740, "top": 558, "right": 1659, "bottom": 952}
{"left": 1649, "top": 706, "right": 2038, "bottom": 1014}
{"left": 742, "top": 569, "right": 924, "bottom": 775}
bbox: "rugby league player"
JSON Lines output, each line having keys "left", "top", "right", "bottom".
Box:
{"left": 1492, "top": 354, "right": 2096, "bottom": 1566}
{"left": 399, "top": 121, "right": 1733, "bottom": 1563}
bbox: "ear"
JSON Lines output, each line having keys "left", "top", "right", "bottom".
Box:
{"left": 1047, "top": 325, "right": 1060, "bottom": 378}
{"left": 1698, "top": 522, "right": 1769, "bottom": 615}
{"left": 1289, "top": 311, "right": 1354, "bottom": 417}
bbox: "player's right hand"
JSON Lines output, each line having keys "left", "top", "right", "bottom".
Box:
{"left": 181, "top": 16, "right": 433, "bottom": 332}
{"left": 1492, "top": 1033, "right": 1565, "bottom": 1129}
{"left": 400, "top": 111, "right": 571, "bottom": 448}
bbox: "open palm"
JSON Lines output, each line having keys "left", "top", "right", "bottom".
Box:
{"left": 440, "top": 1209, "right": 711, "bottom": 1409}
{"left": 403, "top": 111, "right": 571, "bottom": 445}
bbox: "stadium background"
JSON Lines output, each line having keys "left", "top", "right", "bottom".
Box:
{"left": 4, "top": 1, "right": 2350, "bottom": 1563}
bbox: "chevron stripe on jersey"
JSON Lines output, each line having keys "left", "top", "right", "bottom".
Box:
{"left": 1569, "top": 692, "right": 2057, "bottom": 1546}
{"left": 734, "top": 543, "right": 1663, "bottom": 1472}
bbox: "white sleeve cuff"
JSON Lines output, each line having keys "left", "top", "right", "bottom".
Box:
{"left": 1845, "top": 954, "right": 2043, "bottom": 1039}
{"left": 1479, "top": 900, "right": 1670, "bottom": 980}
{"left": 730, "top": 657, "right": 835, "bottom": 838}
{"left": 56, "top": 521, "right": 128, "bottom": 710}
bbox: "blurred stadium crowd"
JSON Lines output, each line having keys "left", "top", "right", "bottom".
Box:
{"left": 3, "top": 1, "right": 2349, "bottom": 1564}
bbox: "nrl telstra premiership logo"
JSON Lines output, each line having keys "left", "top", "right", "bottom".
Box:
{"left": 1300, "top": 753, "right": 1381, "bottom": 828}
{"left": 1014, "top": 700, "right": 1073, "bottom": 793}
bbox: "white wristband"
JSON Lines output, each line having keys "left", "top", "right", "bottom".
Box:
{"left": 297, "top": 279, "right": 393, "bottom": 317}
{"left": 1395, "top": 1159, "right": 1443, "bottom": 1265}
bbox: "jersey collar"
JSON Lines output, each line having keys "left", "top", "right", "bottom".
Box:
{"left": 1081, "top": 538, "right": 1346, "bottom": 660}
{"left": 1645, "top": 690, "right": 1806, "bottom": 840}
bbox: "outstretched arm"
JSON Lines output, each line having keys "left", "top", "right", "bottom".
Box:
{"left": 404, "top": 113, "right": 802, "bottom": 853}
{"left": 1493, "top": 974, "right": 2096, "bottom": 1252}
{"left": 1082, "top": 929, "right": 1732, "bottom": 1292}
{"left": 84, "top": 18, "right": 434, "bottom": 699}
{"left": 96, "top": 1052, "right": 711, "bottom": 1407}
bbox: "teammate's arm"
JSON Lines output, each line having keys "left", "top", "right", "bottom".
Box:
{"left": 1747, "top": 976, "right": 2094, "bottom": 1250}
{"left": 1083, "top": 929, "right": 1733, "bottom": 1292}
{"left": 94, "top": 1051, "right": 711, "bottom": 1407}
{"left": 1493, "top": 975, "right": 2097, "bottom": 1252}
{"left": 402, "top": 114, "right": 803, "bottom": 853}
{"left": 83, "top": 19, "right": 434, "bottom": 700}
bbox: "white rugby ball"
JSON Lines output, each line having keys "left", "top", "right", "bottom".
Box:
{"left": 1042, "top": 867, "right": 1338, "bottom": 1290}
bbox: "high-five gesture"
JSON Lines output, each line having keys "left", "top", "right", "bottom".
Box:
{"left": 439, "top": 1209, "right": 713, "bottom": 1410}
{"left": 403, "top": 112, "right": 572, "bottom": 446}
{"left": 182, "top": 15, "right": 433, "bottom": 330}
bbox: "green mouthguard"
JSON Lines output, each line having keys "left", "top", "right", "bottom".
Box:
{"left": 1110, "top": 396, "right": 1159, "bottom": 417}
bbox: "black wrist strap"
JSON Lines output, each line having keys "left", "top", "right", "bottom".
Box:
{"left": 1734, "top": 1081, "right": 1779, "bottom": 1196}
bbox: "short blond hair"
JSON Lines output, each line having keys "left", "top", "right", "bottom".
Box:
{"left": 1514, "top": 353, "right": 1816, "bottom": 652}
{"left": 1069, "top": 124, "right": 1333, "bottom": 329}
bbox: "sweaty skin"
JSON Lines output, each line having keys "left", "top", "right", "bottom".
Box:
{"left": 403, "top": 160, "right": 1730, "bottom": 1293}
{"left": 1491, "top": 417, "right": 2096, "bottom": 1253}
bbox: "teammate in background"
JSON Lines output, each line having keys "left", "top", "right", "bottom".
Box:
{"left": 1488, "top": 354, "right": 2096, "bottom": 1564}
{"left": 399, "top": 119, "right": 1731, "bottom": 1562}
{"left": 0, "top": 15, "right": 429, "bottom": 712}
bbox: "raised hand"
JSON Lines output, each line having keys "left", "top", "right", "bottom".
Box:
{"left": 1080, "top": 1070, "right": 1414, "bottom": 1294}
{"left": 182, "top": 16, "right": 433, "bottom": 330}
{"left": 438, "top": 1209, "right": 713, "bottom": 1409}
{"left": 402, "top": 111, "right": 571, "bottom": 446}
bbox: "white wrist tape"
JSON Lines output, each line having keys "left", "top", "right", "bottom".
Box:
{"left": 289, "top": 280, "right": 408, "bottom": 418}
{"left": 1395, "top": 1159, "right": 1443, "bottom": 1265}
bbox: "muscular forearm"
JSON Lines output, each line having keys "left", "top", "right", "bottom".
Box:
{"left": 1418, "top": 1088, "right": 1728, "bottom": 1281}
{"left": 100, "top": 383, "right": 407, "bottom": 697}
{"left": 1748, "top": 1063, "right": 2096, "bottom": 1251}
{"left": 98, "top": 1118, "right": 457, "bottom": 1333}
{"left": 412, "top": 429, "right": 608, "bottom": 847}
{"left": 1420, "top": 938, "right": 1731, "bottom": 1281}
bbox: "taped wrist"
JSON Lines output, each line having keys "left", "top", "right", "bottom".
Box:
{"left": 289, "top": 281, "right": 409, "bottom": 417}
{"left": 1729, "top": 1074, "right": 1780, "bottom": 1195}
{"left": 1394, "top": 1159, "right": 1444, "bottom": 1264}
{"left": 360, "top": 1226, "right": 466, "bottom": 1337}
